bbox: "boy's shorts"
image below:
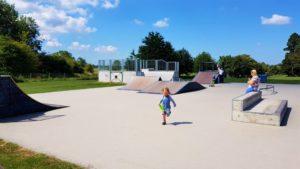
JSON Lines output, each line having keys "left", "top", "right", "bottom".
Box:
{"left": 162, "top": 109, "right": 171, "bottom": 116}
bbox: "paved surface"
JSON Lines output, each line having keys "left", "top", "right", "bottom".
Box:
{"left": 0, "top": 83, "right": 299, "bottom": 169}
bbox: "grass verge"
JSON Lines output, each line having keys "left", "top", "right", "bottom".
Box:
{"left": 0, "top": 139, "right": 83, "bottom": 169}
{"left": 225, "top": 75, "right": 300, "bottom": 84}
{"left": 17, "top": 79, "right": 124, "bottom": 94}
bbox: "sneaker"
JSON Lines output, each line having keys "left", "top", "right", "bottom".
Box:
{"left": 162, "top": 122, "right": 166, "bottom": 125}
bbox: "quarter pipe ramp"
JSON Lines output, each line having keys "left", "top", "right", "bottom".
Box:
{"left": 0, "top": 75, "right": 65, "bottom": 118}
{"left": 120, "top": 76, "right": 159, "bottom": 91}
{"left": 192, "top": 71, "right": 217, "bottom": 84}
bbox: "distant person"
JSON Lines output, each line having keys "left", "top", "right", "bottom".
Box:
{"left": 159, "top": 87, "right": 176, "bottom": 125}
{"left": 217, "top": 65, "right": 224, "bottom": 83}
{"left": 245, "top": 69, "right": 259, "bottom": 93}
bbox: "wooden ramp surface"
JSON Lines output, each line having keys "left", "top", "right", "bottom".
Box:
{"left": 120, "top": 76, "right": 159, "bottom": 91}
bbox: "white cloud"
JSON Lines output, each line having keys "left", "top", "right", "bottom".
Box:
{"left": 261, "top": 14, "right": 291, "bottom": 25}
{"left": 40, "top": 34, "right": 62, "bottom": 47}
{"left": 101, "top": 0, "right": 120, "bottom": 9}
{"left": 7, "top": 0, "right": 97, "bottom": 47}
{"left": 57, "top": 0, "right": 99, "bottom": 8}
{"left": 94, "top": 45, "right": 118, "bottom": 53}
{"left": 153, "top": 18, "right": 169, "bottom": 28}
{"left": 68, "top": 42, "right": 91, "bottom": 50}
{"left": 133, "top": 19, "right": 144, "bottom": 26}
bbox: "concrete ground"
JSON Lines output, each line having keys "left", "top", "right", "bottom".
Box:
{"left": 0, "top": 83, "right": 299, "bottom": 169}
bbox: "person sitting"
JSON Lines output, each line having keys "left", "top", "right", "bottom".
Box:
{"left": 245, "top": 69, "right": 259, "bottom": 93}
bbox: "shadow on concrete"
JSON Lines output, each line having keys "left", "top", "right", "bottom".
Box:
{"left": 169, "top": 121, "right": 193, "bottom": 126}
{"left": 0, "top": 111, "right": 65, "bottom": 123}
{"left": 281, "top": 107, "right": 292, "bottom": 126}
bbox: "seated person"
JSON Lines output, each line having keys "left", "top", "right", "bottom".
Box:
{"left": 245, "top": 69, "right": 259, "bottom": 93}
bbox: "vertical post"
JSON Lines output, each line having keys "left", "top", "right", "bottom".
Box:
{"left": 166, "top": 62, "right": 169, "bottom": 71}
{"left": 155, "top": 60, "right": 158, "bottom": 71}
{"left": 109, "top": 60, "right": 112, "bottom": 72}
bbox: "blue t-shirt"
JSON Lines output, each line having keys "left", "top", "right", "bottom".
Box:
{"left": 160, "top": 95, "right": 176, "bottom": 109}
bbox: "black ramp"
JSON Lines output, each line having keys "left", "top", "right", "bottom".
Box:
{"left": 177, "top": 82, "right": 205, "bottom": 94}
{"left": 0, "top": 75, "right": 65, "bottom": 118}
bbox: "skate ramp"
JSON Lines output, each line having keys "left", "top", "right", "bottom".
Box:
{"left": 120, "top": 76, "right": 159, "bottom": 91}
{"left": 0, "top": 75, "right": 66, "bottom": 119}
{"left": 192, "top": 71, "right": 217, "bottom": 84}
{"left": 139, "top": 81, "right": 205, "bottom": 95}
{"left": 142, "top": 69, "right": 175, "bottom": 81}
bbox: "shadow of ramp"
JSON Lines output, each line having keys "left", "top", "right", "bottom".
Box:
{"left": 0, "top": 75, "right": 67, "bottom": 119}
{"left": 281, "top": 107, "right": 292, "bottom": 126}
{"left": 0, "top": 111, "right": 66, "bottom": 123}
{"left": 169, "top": 121, "right": 193, "bottom": 126}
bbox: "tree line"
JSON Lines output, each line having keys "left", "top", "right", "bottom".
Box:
{"left": 130, "top": 31, "right": 299, "bottom": 77}
{"left": 1, "top": 0, "right": 299, "bottom": 78}
{"left": 0, "top": 0, "right": 94, "bottom": 76}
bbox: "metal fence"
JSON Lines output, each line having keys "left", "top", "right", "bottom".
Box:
{"left": 98, "top": 59, "right": 179, "bottom": 72}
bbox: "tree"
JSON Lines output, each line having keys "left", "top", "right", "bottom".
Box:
{"left": 282, "top": 32, "right": 300, "bottom": 76}
{"left": 112, "top": 60, "right": 121, "bottom": 71}
{"left": 17, "top": 16, "right": 42, "bottom": 52}
{"left": 175, "top": 48, "right": 193, "bottom": 75}
{"left": 137, "top": 32, "right": 176, "bottom": 61}
{"left": 0, "top": 0, "right": 41, "bottom": 52}
{"left": 284, "top": 33, "right": 300, "bottom": 53}
{"left": 231, "top": 54, "right": 258, "bottom": 77}
{"left": 218, "top": 55, "right": 234, "bottom": 77}
{"left": 0, "top": 36, "right": 39, "bottom": 74}
{"left": 84, "top": 64, "right": 94, "bottom": 74}
{"left": 193, "top": 52, "right": 215, "bottom": 72}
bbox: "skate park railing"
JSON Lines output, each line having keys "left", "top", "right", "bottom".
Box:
{"left": 98, "top": 59, "right": 179, "bottom": 83}
{"left": 232, "top": 91, "right": 288, "bottom": 126}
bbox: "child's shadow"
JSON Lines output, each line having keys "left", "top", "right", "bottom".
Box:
{"left": 169, "top": 122, "right": 193, "bottom": 126}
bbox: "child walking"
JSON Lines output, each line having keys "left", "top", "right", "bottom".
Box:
{"left": 159, "top": 87, "right": 176, "bottom": 125}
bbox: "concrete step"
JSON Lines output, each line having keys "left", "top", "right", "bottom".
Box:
{"left": 233, "top": 99, "right": 288, "bottom": 126}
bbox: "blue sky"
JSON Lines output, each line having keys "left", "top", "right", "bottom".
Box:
{"left": 7, "top": 0, "right": 300, "bottom": 64}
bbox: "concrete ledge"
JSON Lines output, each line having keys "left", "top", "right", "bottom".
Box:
{"left": 233, "top": 91, "right": 262, "bottom": 111}
{"left": 232, "top": 92, "right": 288, "bottom": 126}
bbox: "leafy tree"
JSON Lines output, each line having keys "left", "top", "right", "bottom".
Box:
{"left": 84, "top": 64, "right": 94, "bottom": 74}
{"left": 284, "top": 33, "right": 300, "bottom": 53}
{"left": 137, "top": 32, "right": 176, "bottom": 61}
{"left": 193, "top": 52, "right": 215, "bottom": 72}
{"left": 0, "top": 36, "right": 39, "bottom": 74}
{"left": 268, "top": 64, "right": 282, "bottom": 76}
{"left": 77, "top": 57, "right": 87, "bottom": 67}
{"left": 218, "top": 55, "right": 234, "bottom": 77}
{"left": 0, "top": 0, "right": 19, "bottom": 40}
{"left": 282, "top": 32, "right": 300, "bottom": 76}
{"left": 112, "top": 60, "right": 121, "bottom": 71}
{"left": 0, "top": 0, "right": 41, "bottom": 51}
{"left": 231, "top": 54, "right": 258, "bottom": 77}
{"left": 175, "top": 48, "right": 193, "bottom": 75}
{"left": 17, "top": 16, "right": 42, "bottom": 52}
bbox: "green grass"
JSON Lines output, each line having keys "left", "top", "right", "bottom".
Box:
{"left": 225, "top": 75, "right": 300, "bottom": 84}
{"left": 180, "top": 74, "right": 300, "bottom": 84}
{"left": 0, "top": 139, "right": 83, "bottom": 169}
{"left": 17, "top": 79, "right": 124, "bottom": 94}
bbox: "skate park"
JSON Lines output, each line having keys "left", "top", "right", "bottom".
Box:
{"left": 0, "top": 67, "right": 299, "bottom": 168}
{"left": 1, "top": 0, "right": 300, "bottom": 167}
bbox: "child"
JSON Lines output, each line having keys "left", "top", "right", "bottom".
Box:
{"left": 245, "top": 69, "right": 259, "bottom": 93}
{"left": 159, "top": 87, "right": 176, "bottom": 125}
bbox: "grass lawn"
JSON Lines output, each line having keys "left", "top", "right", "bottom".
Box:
{"left": 225, "top": 75, "right": 300, "bottom": 84}
{"left": 17, "top": 79, "right": 124, "bottom": 94}
{"left": 0, "top": 139, "right": 83, "bottom": 169}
